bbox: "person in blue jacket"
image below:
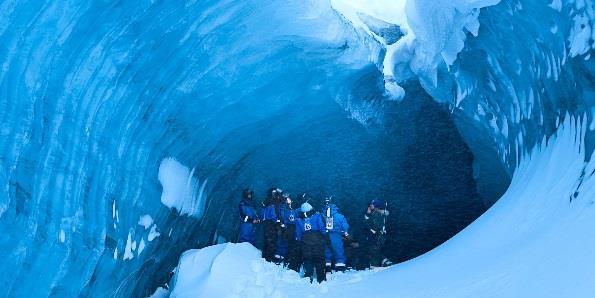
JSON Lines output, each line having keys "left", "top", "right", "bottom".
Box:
{"left": 295, "top": 202, "right": 326, "bottom": 283}
{"left": 238, "top": 189, "right": 259, "bottom": 245}
{"left": 276, "top": 194, "right": 299, "bottom": 266}
{"left": 323, "top": 203, "right": 349, "bottom": 272}
{"left": 261, "top": 188, "right": 283, "bottom": 262}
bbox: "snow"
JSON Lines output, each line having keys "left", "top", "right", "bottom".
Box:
{"left": 568, "top": 0, "right": 595, "bottom": 57}
{"left": 148, "top": 224, "right": 161, "bottom": 242}
{"left": 138, "top": 214, "right": 153, "bottom": 229}
{"left": 138, "top": 239, "right": 146, "bottom": 255}
{"left": 158, "top": 158, "right": 208, "bottom": 218}
{"left": 331, "top": 0, "right": 500, "bottom": 100}
{"left": 1, "top": 0, "right": 592, "bottom": 295}
{"left": 549, "top": 0, "right": 562, "bottom": 12}
{"left": 569, "top": 13, "right": 593, "bottom": 57}
{"left": 170, "top": 116, "right": 595, "bottom": 297}
{"left": 149, "top": 287, "right": 170, "bottom": 298}
{"left": 123, "top": 232, "right": 134, "bottom": 261}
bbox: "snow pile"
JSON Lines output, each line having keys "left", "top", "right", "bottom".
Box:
{"left": 169, "top": 116, "right": 595, "bottom": 297}
{"left": 158, "top": 158, "right": 208, "bottom": 218}
{"left": 331, "top": 0, "right": 500, "bottom": 100}
{"left": 170, "top": 242, "right": 380, "bottom": 298}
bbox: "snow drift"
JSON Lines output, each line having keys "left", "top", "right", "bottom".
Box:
{"left": 169, "top": 116, "right": 595, "bottom": 297}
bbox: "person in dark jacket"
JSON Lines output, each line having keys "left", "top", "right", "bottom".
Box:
{"left": 262, "top": 188, "right": 283, "bottom": 262}
{"left": 364, "top": 199, "right": 390, "bottom": 267}
{"left": 323, "top": 204, "right": 349, "bottom": 272}
{"left": 276, "top": 195, "right": 300, "bottom": 270}
{"left": 343, "top": 235, "right": 365, "bottom": 270}
{"left": 238, "top": 189, "right": 259, "bottom": 245}
{"left": 295, "top": 202, "right": 326, "bottom": 283}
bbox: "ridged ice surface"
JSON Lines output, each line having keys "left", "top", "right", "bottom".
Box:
{"left": 0, "top": 1, "right": 393, "bottom": 296}
{"left": 0, "top": 0, "right": 593, "bottom": 296}
{"left": 333, "top": 0, "right": 595, "bottom": 169}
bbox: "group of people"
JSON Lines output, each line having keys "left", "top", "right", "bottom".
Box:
{"left": 238, "top": 188, "right": 390, "bottom": 283}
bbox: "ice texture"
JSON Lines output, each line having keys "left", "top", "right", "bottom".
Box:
{"left": 0, "top": 0, "right": 593, "bottom": 296}
{"left": 333, "top": 0, "right": 594, "bottom": 172}
{"left": 331, "top": 0, "right": 501, "bottom": 101}
{"left": 158, "top": 158, "right": 207, "bottom": 218}
{"left": 171, "top": 117, "right": 595, "bottom": 297}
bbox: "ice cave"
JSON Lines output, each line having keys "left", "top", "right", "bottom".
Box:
{"left": 0, "top": 0, "right": 593, "bottom": 297}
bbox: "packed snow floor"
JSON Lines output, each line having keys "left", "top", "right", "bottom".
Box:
{"left": 167, "top": 117, "right": 595, "bottom": 297}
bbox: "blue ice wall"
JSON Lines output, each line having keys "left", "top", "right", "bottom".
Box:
{"left": 0, "top": 0, "right": 592, "bottom": 296}
{"left": 428, "top": 0, "right": 595, "bottom": 169}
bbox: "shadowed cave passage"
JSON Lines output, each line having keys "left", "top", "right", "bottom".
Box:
{"left": 197, "top": 79, "right": 511, "bottom": 269}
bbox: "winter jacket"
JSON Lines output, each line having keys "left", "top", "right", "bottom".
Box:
{"left": 280, "top": 203, "right": 298, "bottom": 226}
{"left": 239, "top": 199, "right": 258, "bottom": 223}
{"left": 262, "top": 203, "right": 280, "bottom": 222}
{"left": 323, "top": 204, "right": 349, "bottom": 235}
{"left": 295, "top": 212, "right": 325, "bottom": 240}
{"left": 364, "top": 209, "right": 389, "bottom": 235}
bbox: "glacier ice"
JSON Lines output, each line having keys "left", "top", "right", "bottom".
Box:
{"left": 158, "top": 158, "right": 207, "bottom": 219}
{"left": 331, "top": 0, "right": 501, "bottom": 101}
{"left": 0, "top": 0, "right": 593, "bottom": 296}
{"left": 170, "top": 116, "right": 595, "bottom": 297}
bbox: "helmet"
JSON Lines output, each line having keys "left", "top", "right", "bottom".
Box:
{"left": 301, "top": 202, "right": 313, "bottom": 213}
{"left": 284, "top": 194, "right": 292, "bottom": 205}
{"left": 371, "top": 199, "right": 386, "bottom": 208}
{"left": 242, "top": 189, "right": 254, "bottom": 199}
{"left": 269, "top": 188, "right": 283, "bottom": 196}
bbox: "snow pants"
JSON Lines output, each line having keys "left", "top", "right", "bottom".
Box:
{"left": 344, "top": 238, "right": 366, "bottom": 270}
{"left": 263, "top": 220, "right": 278, "bottom": 262}
{"left": 325, "top": 232, "right": 346, "bottom": 267}
{"left": 276, "top": 232, "right": 288, "bottom": 259}
{"left": 283, "top": 225, "right": 301, "bottom": 272}
{"left": 277, "top": 224, "right": 297, "bottom": 257}
{"left": 239, "top": 222, "right": 256, "bottom": 245}
{"left": 301, "top": 232, "right": 326, "bottom": 283}
{"left": 367, "top": 232, "right": 386, "bottom": 267}
{"left": 287, "top": 241, "right": 302, "bottom": 272}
